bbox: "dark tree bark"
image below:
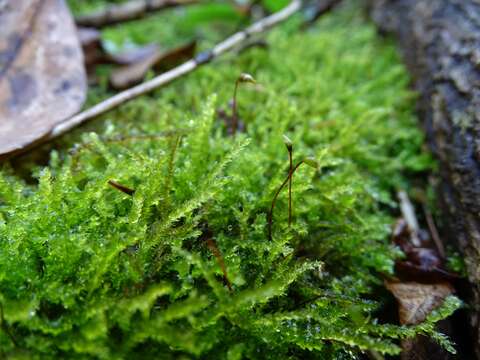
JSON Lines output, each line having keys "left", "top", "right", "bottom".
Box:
{"left": 369, "top": 0, "right": 480, "bottom": 356}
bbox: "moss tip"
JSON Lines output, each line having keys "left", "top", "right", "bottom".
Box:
{"left": 283, "top": 134, "right": 293, "bottom": 150}
{"left": 238, "top": 73, "right": 256, "bottom": 84}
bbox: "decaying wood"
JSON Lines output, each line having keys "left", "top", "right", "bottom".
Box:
{"left": 369, "top": 0, "right": 480, "bottom": 356}
{"left": 0, "top": 0, "right": 86, "bottom": 158}
{"left": 75, "top": 0, "right": 198, "bottom": 28}
{"left": 0, "top": 0, "right": 302, "bottom": 160}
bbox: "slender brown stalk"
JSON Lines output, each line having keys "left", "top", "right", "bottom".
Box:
{"left": 288, "top": 145, "right": 293, "bottom": 226}
{"left": 231, "top": 79, "right": 240, "bottom": 135}
{"left": 206, "top": 239, "right": 233, "bottom": 292}
{"left": 268, "top": 161, "right": 304, "bottom": 240}
{"left": 231, "top": 73, "right": 255, "bottom": 135}
{"left": 108, "top": 180, "right": 135, "bottom": 195}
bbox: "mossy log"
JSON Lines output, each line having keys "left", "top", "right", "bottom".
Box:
{"left": 369, "top": 0, "right": 480, "bottom": 356}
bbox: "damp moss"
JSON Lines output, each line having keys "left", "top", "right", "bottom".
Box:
{"left": 0, "top": 2, "right": 459, "bottom": 359}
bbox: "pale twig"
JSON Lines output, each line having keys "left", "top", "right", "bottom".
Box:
{"left": 75, "top": 0, "right": 198, "bottom": 28}
{"left": 50, "top": 0, "right": 301, "bottom": 142}
{"left": 397, "top": 190, "right": 421, "bottom": 247}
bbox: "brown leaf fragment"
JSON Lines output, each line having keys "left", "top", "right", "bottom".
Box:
{"left": 78, "top": 27, "right": 104, "bottom": 68}
{"left": 385, "top": 281, "right": 454, "bottom": 325}
{"left": 78, "top": 27, "right": 159, "bottom": 70}
{"left": 107, "top": 43, "right": 160, "bottom": 66}
{"left": 152, "top": 41, "right": 196, "bottom": 72}
{"left": 109, "top": 41, "right": 196, "bottom": 90}
{"left": 0, "top": 0, "right": 87, "bottom": 158}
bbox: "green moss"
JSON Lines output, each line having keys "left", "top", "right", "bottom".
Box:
{"left": 0, "top": 2, "right": 459, "bottom": 359}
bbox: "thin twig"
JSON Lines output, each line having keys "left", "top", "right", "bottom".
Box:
{"left": 397, "top": 190, "right": 421, "bottom": 247}
{"left": 75, "top": 0, "right": 198, "bottom": 28}
{"left": 231, "top": 79, "right": 240, "bottom": 135}
{"left": 44, "top": 0, "right": 301, "bottom": 149}
{"left": 423, "top": 205, "right": 446, "bottom": 258}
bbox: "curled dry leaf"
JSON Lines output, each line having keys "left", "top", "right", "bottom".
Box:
{"left": 108, "top": 43, "right": 160, "bottom": 66}
{"left": 385, "top": 281, "right": 454, "bottom": 325}
{"left": 0, "top": 0, "right": 87, "bottom": 158}
{"left": 78, "top": 27, "right": 104, "bottom": 68}
{"left": 109, "top": 41, "right": 196, "bottom": 90}
{"left": 78, "top": 26, "right": 160, "bottom": 69}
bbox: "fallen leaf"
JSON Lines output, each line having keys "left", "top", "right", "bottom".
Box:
{"left": 385, "top": 281, "right": 454, "bottom": 325}
{"left": 108, "top": 43, "right": 160, "bottom": 66}
{"left": 78, "top": 27, "right": 159, "bottom": 70}
{"left": 0, "top": 0, "right": 87, "bottom": 158}
{"left": 109, "top": 41, "right": 196, "bottom": 90}
{"left": 78, "top": 27, "right": 103, "bottom": 68}
{"left": 392, "top": 215, "right": 458, "bottom": 282}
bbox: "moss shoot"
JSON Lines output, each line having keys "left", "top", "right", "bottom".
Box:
{"left": 0, "top": 1, "right": 460, "bottom": 359}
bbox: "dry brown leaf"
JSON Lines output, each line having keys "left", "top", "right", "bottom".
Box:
{"left": 0, "top": 0, "right": 87, "bottom": 158}
{"left": 385, "top": 281, "right": 453, "bottom": 325}
{"left": 78, "top": 27, "right": 104, "bottom": 68}
{"left": 109, "top": 49, "right": 161, "bottom": 90}
{"left": 78, "top": 27, "right": 160, "bottom": 69}
{"left": 109, "top": 41, "right": 196, "bottom": 90}
{"left": 108, "top": 43, "right": 160, "bottom": 66}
